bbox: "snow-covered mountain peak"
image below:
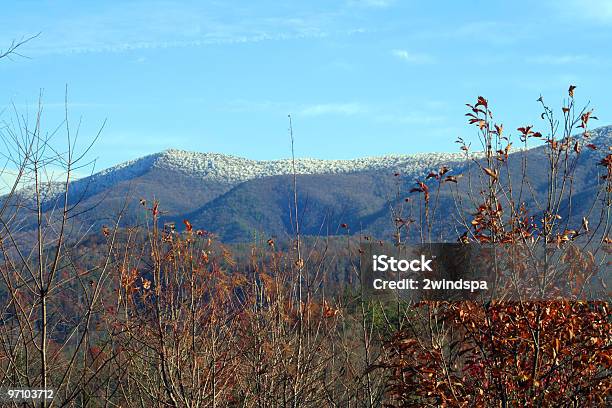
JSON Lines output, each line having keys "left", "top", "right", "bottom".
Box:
{"left": 151, "top": 148, "right": 473, "bottom": 184}
{"left": 6, "top": 124, "right": 610, "bottom": 205}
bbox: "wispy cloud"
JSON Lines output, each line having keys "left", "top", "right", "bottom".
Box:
{"left": 0, "top": 167, "right": 88, "bottom": 194}
{"left": 375, "top": 112, "right": 445, "bottom": 125}
{"left": 220, "top": 99, "right": 446, "bottom": 125}
{"left": 557, "top": 0, "right": 612, "bottom": 23}
{"left": 297, "top": 102, "right": 446, "bottom": 125}
{"left": 0, "top": 171, "right": 18, "bottom": 194}
{"left": 527, "top": 54, "right": 597, "bottom": 65}
{"left": 347, "top": 0, "right": 396, "bottom": 8}
{"left": 2, "top": 2, "right": 368, "bottom": 55}
{"left": 299, "top": 103, "right": 368, "bottom": 116}
{"left": 391, "top": 49, "right": 434, "bottom": 64}
{"left": 413, "top": 21, "right": 532, "bottom": 46}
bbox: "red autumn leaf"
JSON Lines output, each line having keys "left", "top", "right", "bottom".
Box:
{"left": 598, "top": 154, "right": 612, "bottom": 167}
{"left": 517, "top": 126, "right": 533, "bottom": 135}
{"left": 476, "top": 96, "right": 488, "bottom": 108}
{"left": 578, "top": 111, "right": 592, "bottom": 128}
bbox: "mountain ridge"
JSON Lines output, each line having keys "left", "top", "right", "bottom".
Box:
{"left": 3, "top": 125, "right": 610, "bottom": 242}
{"left": 8, "top": 123, "right": 612, "bottom": 204}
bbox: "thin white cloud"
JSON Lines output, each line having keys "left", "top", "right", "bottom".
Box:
{"left": 558, "top": 0, "right": 612, "bottom": 23}
{"left": 2, "top": 2, "right": 367, "bottom": 55}
{"left": 220, "top": 99, "right": 446, "bottom": 124}
{"left": 347, "top": 0, "right": 396, "bottom": 8}
{"left": 375, "top": 112, "right": 445, "bottom": 125}
{"left": 527, "top": 54, "right": 597, "bottom": 65}
{"left": 218, "top": 99, "right": 288, "bottom": 113}
{"left": 0, "top": 167, "right": 87, "bottom": 194}
{"left": 391, "top": 49, "right": 434, "bottom": 64}
{"left": 0, "top": 170, "right": 19, "bottom": 194}
{"left": 414, "top": 21, "right": 531, "bottom": 46}
{"left": 28, "top": 32, "right": 330, "bottom": 56}
{"left": 299, "top": 103, "right": 368, "bottom": 116}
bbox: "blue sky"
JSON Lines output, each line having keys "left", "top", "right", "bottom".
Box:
{"left": 0, "top": 0, "right": 611, "bottom": 172}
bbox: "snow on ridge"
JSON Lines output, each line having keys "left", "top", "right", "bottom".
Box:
{"left": 72, "top": 152, "right": 160, "bottom": 193}
{"left": 6, "top": 153, "right": 163, "bottom": 204}
{"left": 590, "top": 125, "right": 612, "bottom": 142}
{"left": 152, "top": 124, "right": 611, "bottom": 184}
{"left": 7, "top": 124, "right": 609, "bottom": 204}
{"left": 8, "top": 149, "right": 471, "bottom": 203}
{"left": 154, "top": 149, "right": 474, "bottom": 184}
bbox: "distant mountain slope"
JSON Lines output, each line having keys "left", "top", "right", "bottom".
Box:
{"left": 4, "top": 147, "right": 472, "bottom": 225}
{"left": 178, "top": 126, "right": 612, "bottom": 242}
{"left": 153, "top": 149, "right": 475, "bottom": 183}
{"left": 175, "top": 171, "right": 400, "bottom": 242}
{"left": 13, "top": 148, "right": 477, "bottom": 201}
{"left": 3, "top": 125, "right": 610, "bottom": 242}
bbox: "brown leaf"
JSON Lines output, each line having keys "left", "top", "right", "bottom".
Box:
{"left": 483, "top": 167, "right": 499, "bottom": 180}
{"left": 494, "top": 124, "right": 503, "bottom": 136}
{"left": 598, "top": 154, "right": 612, "bottom": 167}
{"left": 476, "top": 96, "right": 488, "bottom": 108}
{"left": 517, "top": 126, "right": 533, "bottom": 136}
